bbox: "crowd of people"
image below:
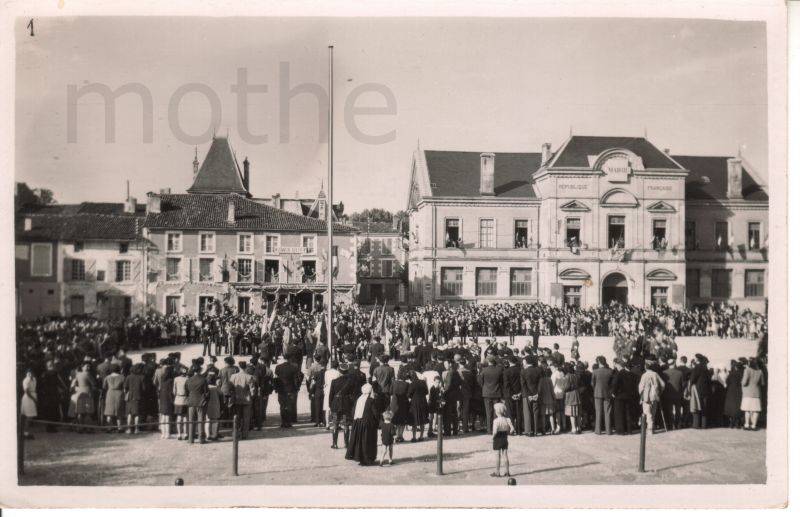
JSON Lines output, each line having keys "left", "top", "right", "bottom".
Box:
{"left": 17, "top": 300, "right": 767, "bottom": 471}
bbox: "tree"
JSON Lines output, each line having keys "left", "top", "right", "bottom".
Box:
{"left": 348, "top": 208, "right": 394, "bottom": 223}
{"left": 15, "top": 182, "right": 56, "bottom": 210}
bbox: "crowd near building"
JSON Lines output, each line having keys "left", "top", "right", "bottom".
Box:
{"left": 15, "top": 133, "right": 768, "bottom": 320}
{"left": 406, "top": 135, "right": 768, "bottom": 312}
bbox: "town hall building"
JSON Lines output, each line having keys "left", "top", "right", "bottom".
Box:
{"left": 405, "top": 135, "right": 768, "bottom": 312}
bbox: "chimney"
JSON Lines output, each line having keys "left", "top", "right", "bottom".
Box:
{"left": 159, "top": 188, "right": 171, "bottom": 195}
{"left": 318, "top": 199, "right": 326, "bottom": 220}
{"left": 726, "top": 157, "right": 743, "bottom": 199}
{"left": 271, "top": 193, "right": 281, "bottom": 209}
{"left": 242, "top": 157, "right": 250, "bottom": 192}
{"left": 392, "top": 214, "right": 400, "bottom": 231}
{"left": 24, "top": 217, "right": 32, "bottom": 231}
{"left": 192, "top": 147, "right": 199, "bottom": 178}
{"left": 541, "top": 143, "right": 552, "bottom": 167}
{"left": 227, "top": 200, "right": 236, "bottom": 224}
{"left": 124, "top": 197, "right": 138, "bottom": 214}
{"left": 479, "top": 152, "right": 496, "bottom": 196}
{"left": 146, "top": 193, "right": 161, "bottom": 214}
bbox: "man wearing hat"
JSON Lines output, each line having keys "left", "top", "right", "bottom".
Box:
{"left": 639, "top": 358, "right": 665, "bottom": 435}
{"left": 329, "top": 361, "right": 355, "bottom": 448}
{"left": 185, "top": 365, "right": 209, "bottom": 444}
{"left": 274, "top": 357, "right": 303, "bottom": 428}
{"left": 230, "top": 361, "right": 256, "bottom": 438}
{"left": 610, "top": 358, "right": 636, "bottom": 435}
{"left": 662, "top": 358, "right": 685, "bottom": 430}
{"left": 478, "top": 355, "right": 504, "bottom": 434}
{"left": 591, "top": 356, "right": 613, "bottom": 435}
{"left": 372, "top": 354, "right": 395, "bottom": 414}
{"left": 502, "top": 356, "right": 523, "bottom": 433}
{"left": 458, "top": 357, "right": 476, "bottom": 433}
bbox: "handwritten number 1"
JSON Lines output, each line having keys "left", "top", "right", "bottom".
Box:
{"left": 27, "top": 19, "right": 34, "bottom": 37}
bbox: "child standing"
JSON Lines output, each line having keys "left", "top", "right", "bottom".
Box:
{"left": 379, "top": 411, "right": 395, "bottom": 466}
{"left": 491, "top": 402, "right": 515, "bottom": 477}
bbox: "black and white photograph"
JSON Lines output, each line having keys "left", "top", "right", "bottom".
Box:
{"left": 1, "top": 0, "right": 790, "bottom": 509}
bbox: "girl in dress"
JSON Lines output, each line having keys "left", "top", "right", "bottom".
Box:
{"left": 537, "top": 369, "right": 557, "bottom": 434}
{"left": 379, "top": 411, "right": 395, "bottom": 466}
{"left": 71, "top": 363, "right": 95, "bottom": 431}
{"left": 740, "top": 358, "right": 765, "bottom": 430}
{"left": 172, "top": 367, "right": 189, "bottom": 440}
{"left": 102, "top": 363, "right": 125, "bottom": 432}
{"left": 563, "top": 363, "right": 581, "bottom": 433}
{"left": 158, "top": 365, "right": 175, "bottom": 439}
{"left": 491, "top": 402, "right": 514, "bottom": 478}
{"left": 20, "top": 369, "right": 38, "bottom": 439}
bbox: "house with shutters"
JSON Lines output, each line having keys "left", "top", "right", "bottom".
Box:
{"left": 406, "top": 135, "right": 768, "bottom": 311}
{"left": 142, "top": 136, "right": 359, "bottom": 316}
{"left": 15, "top": 198, "right": 147, "bottom": 319}
{"left": 353, "top": 217, "right": 407, "bottom": 306}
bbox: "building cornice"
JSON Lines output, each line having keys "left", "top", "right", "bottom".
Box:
{"left": 417, "top": 197, "right": 540, "bottom": 207}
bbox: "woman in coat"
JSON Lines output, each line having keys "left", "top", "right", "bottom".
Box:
{"left": 689, "top": 354, "right": 712, "bottom": 429}
{"left": 407, "top": 371, "right": 429, "bottom": 442}
{"left": 724, "top": 359, "right": 743, "bottom": 428}
{"left": 102, "top": 363, "right": 125, "bottom": 432}
{"left": 346, "top": 384, "right": 379, "bottom": 466}
{"left": 537, "top": 369, "right": 557, "bottom": 434}
{"left": 389, "top": 375, "right": 411, "bottom": 442}
{"left": 563, "top": 364, "right": 581, "bottom": 434}
{"left": 158, "top": 365, "right": 175, "bottom": 439}
{"left": 70, "top": 363, "right": 96, "bottom": 431}
{"left": 204, "top": 371, "right": 223, "bottom": 441}
{"left": 741, "top": 357, "right": 765, "bottom": 430}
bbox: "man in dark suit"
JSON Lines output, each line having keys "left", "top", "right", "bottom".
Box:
{"left": 591, "top": 355, "right": 614, "bottom": 434}
{"left": 329, "top": 362, "right": 355, "bottom": 449}
{"left": 551, "top": 343, "right": 565, "bottom": 367}
{"left": 415, "top": 338, "right": 433, "bottom": 367}
{"left": 662, "top": 358, "right": 685, "bottom": 430}
{"left": 502, "top": 356, "right": 523, "bottom": 434}
{"left": 610, "top": 358, "right": 636, "bottom": 435}
{"left": 274, "top": 359, "right": 303, "bottom": 428}
{"left": 185, "top": 365, "right": 209, "bottom": 444}
{"left": 369, "top": 337, "right": 385, "bottom": 363}
{"left": 477, "top": 356, "right": 504, "bottom": 434}
{"left": 372, "top": 354, "right": 395, "bottom": 413}
{"left": 519, "top": 355, "right": 542, "bottom": 436}
{"left": 676, "top": 355, "right": 691, "bottom": 427}
{"left": 457, "top": 358, "right": 476, "bottom": 433}
{"left": 441, "top": 358, "right": 462, "bottom": 436}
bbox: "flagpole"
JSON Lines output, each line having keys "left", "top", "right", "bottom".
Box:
{"left": 326, "top": 45, "right": 334, "bottom": 361}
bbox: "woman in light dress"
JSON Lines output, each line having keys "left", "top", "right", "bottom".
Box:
{"left": 172, "top": 367, "right": 189, "bottom": 440}
{"left": 70, "top": 363, "right": 96, "bottom": 431}
{"left": 740, "top": 358, "right": 765, "bottom": 431}
{"left": 102, "top": 363, "right": 125, "bottom": 432}
{"left": 20, "top": 369, "right": 38, "bottom": 439}
{"left": 322, "top": 359, "right": 342, "bottom": 429}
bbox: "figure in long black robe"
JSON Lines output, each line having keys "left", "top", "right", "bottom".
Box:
{"left": 346, "top": 385, "right": 379, "bottom": 466}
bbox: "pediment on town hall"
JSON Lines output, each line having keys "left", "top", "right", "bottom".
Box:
{"left": 589, "top": 149, "right": 644, "bottom": 182}
{"left": 559, "top": 200, "right": 591, "bottom": 212}
{"left": 646, "top": 201, "right": 676, "bottom": 213}
{"left": 646, "top": 269, "right": 677, "bottom": 281}
{"left": 559, "top": 268, "right": 591, "bottom": 280}
{"left": 599, "top": 188, "right": 639, "bottom": 208}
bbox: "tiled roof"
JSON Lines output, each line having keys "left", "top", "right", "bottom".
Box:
{"left": 18, "top": 202, "right": 146, "bottom": 216}
{"left": 187, "top": 137, "right": 249, "bottom": 196}
{"left": 16, "top": 214, "right": 141, "bottom": 241}
{"left": 352, "top": 220, "right": 399, "bottom": 234}
{"left": 671, "top": 155, "right": 768, "bottom": 202}
{"left": 550, "top": 136, "right": 681, "bottom": 169}
{"left": 424, "top": 151, "right": 541, "bottom": 198}
{"left": 144, "top": 193, "right": 358, "bottom": 233}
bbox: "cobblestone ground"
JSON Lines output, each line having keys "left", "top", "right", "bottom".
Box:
{"left": 19, "top": 342, "right": 767, "bottom": 486}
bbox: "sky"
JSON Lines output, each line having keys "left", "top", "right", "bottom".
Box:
{"left": 15, "top": 17, "right": 768, "bottom": 212}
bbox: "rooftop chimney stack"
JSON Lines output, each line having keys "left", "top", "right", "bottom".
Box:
{"left": 392, "top": 214, "right": 400, "bottom": 231}
{"left": 24, "top": 217, "right": 32, "bottom": 232}
{"left": 146, "top": 193, "right": 161, "bottom": 214}
{"left": 227, "top": 200, "right": 236, "bottom": 224}
{"left": 479, "top": 152, "right": 496, "bottom": 196}
{"left": 726, "top": 157, "right": 743, "bottom": 199}
{"left": 541, "top": 143, "right": 552, "bottom": 167}
{"left": 271, "top": 193, "right": 281, "bottom": 209}
{"left": 124, "top": 197, "right": 137, "bottom": 214}
{"left": 242, "top": 157, "right": 250, "bottom": 192}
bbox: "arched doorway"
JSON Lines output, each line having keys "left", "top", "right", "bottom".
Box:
{"left": 602, "top": 272, "right": 628, "bottom": 305}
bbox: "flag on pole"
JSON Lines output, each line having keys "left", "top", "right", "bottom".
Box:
{"left": 368, "top": 300, "right": 377, "bottom": 328}
{"left": 262, "top": 301, "right": 278, "bottom": 337}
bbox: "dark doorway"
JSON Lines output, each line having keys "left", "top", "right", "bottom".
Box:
{"left": 602, "top": 273, "right": 628, "bottom": 305}
{"left": 294, "top": 291, "right": 314, "bottom": 311}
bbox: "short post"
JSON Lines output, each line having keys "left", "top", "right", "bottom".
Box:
{"left": 638, "top": 414, "right": 647, "bottom": 473}
{"left": 232, "top": 416, "right": 239, "bottom": 477}
{"left": 436, "top": 413, "right": 443, "bottom": 476}
{"left": 18, "top": 414, "right": 25, "bottom": 477}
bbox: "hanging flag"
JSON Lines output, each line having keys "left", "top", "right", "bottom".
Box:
{"left": 332, "top": 253, "right": 339, "bottom": 278}
{"left": 368, "top": 300, "right": 377, "bottom": 328}
{"left": 262, "top": 300, "right": 278, "bottom": 337}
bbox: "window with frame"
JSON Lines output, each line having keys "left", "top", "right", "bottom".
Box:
{"left": 445, "top": 218, "right": 461, "bottom": 247}
{"left": 714, "top": 222, "right": 728, "bottom": 250}
{"left": 199, "top": 258, "right": 214, "bottom": 281}
{"left": 564, "top": 285, "right": 582, "bottom": 307}
{"left": 685, "top": 221, "right": 697, "bottom": 250}
{"left": 166, "top": 232, "right": 182, "bottom": 252}
{"left": 686, "top": 269, "right": 701, "bottom": 299}
{"left": 744, "top": 269, "right": 765, "bottom": 297}
{"left": 302, "top": 235, "right": 316, "bottom": 254}
{"left": 301, "top": 260, "right": 316, "bottom": 283}
{"left": 166, "top": 257, "right": 181, "bottom": 281}
{"left": 381, "top": 259, "right": 393, "bottom": 278}
{"left": 475, "top": 267, "right": 497, "bottom": 296}
{"left": 115, "top": 260, "right": 131, "bottom": 282}
{"left": 71, "top": 259, "right": 86, "bottom": 281}
{"left": 510, "top": 268, "right": 532, "bottom": 296}
{"left": 381, "top": 238, "right": 392, "bottom": 255}
{"left": 711, "top": 269, "right": 732, "bottom": 298}
{"left": 748, "top": 223, "right": 761, "bottom": 250}
{"left": 265, "top": 235, "right": 279, "bottom": 254}
{"left": 238, "top": 234, "right": 253, "bottom": 253}
{"left": 237, "top": 258, "right": 253, "bottom": 282}
{"left": 566, "top": 218, "right": 581, "bottom": 247}
{"left": 440, "top": 267, "right": 463, "bottom": 296}
{"left": 200, "top": 233, "right": 215, "bottom": 253}
{"left": 165, "top": 295, "right": 181, "bottom": 315}
{"left": 651, "top": 286, "right": 669, "bottom": 306}
{"left": 265, "top": 260, "right": 280, "bottom": 283}
{"left": 652, "top": 219, "right": 667, "bottom": 249}
{"left": 97, "top": 270, "right": 106, "bottom": 282}
{"left": 514, "top": 220, "right": 529, "bottom": 248}
{"left": 360, "top": 238, "right": 371, "bottom": 254}
{"left": 119, "top": 242, "right": 129, "bottom": 254}
{"left": 31, "top": 243, "right": 52, "bottom": 277}
{"left": 608, "top": 216, "right": 625, "bottom": 248}
{"left": 479, "top": 219, "right": 496, "bottom": 248}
